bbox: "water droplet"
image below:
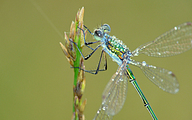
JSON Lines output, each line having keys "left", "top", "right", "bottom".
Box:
{"left": 168, "top": 71, "right": 172, "bottom": 74}
{"left": 142, "top": 61, "right": 147, "bottom": 66}
{"left": 97, "top": 110, "right": 100, "bottom": 114}
{"left": 174, "top": 88, "right": 179, "bottom": 93}
{"left": 161, "top": 79, "right": 163, "bottom": 82}
{"left": 120, "top": 72, "right": 122, "bottom": 75}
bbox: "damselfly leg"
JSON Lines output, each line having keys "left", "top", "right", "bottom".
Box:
{"left": 69, "top": 25, "right": 108, "bottom": 74}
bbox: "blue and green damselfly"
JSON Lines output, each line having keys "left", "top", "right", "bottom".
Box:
{"left": 73, "top": 22, "right": 192, "bottom": 119}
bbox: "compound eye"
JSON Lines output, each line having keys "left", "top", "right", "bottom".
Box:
{"left": 102, "top": 24, "right": 111, "bottom": 33}
{"left": 95, "top": 30, "right": 103, "bottom": 37}
{"left": 94, "top": 30, "right": 103, "bottom": 40}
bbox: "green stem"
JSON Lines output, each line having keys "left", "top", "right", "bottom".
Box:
{"left": 73, "top": 23, "right": 82, "bottom": 113}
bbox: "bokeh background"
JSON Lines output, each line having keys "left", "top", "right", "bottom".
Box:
{"left": 0, "top": 0, "right": 192, "bottom": 120}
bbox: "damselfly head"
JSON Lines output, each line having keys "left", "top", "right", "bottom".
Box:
{"left": 93, "top": 24, "right": 111, "bottom": 41}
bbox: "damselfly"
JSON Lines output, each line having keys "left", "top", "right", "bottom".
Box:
{"left": 73, "top": 22, "right": 192, "bottom": 119}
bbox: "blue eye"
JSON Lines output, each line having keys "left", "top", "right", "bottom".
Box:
{"left": 102, "top": 24, "right": 111, "bottom": 33}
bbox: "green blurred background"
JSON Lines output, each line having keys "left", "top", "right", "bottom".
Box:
{"left": 0, "top": 0, "right": 192, "bottom": 120}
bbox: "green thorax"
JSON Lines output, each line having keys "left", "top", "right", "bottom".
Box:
{"left": 105, "top": 35, "right": 129, "bottom": 59}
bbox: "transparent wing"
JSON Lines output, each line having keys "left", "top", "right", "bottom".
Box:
{"left": 93, "top": 107, "right": 113, "bottom": 120}
{"left": 101, "top": 62, "right": 128, "bottom": 116}
{"left": 131, "top": 61, "right": 179, "bottom": 94}
{"left": 132, "top": 22, "right": 192, "bottom": 57}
